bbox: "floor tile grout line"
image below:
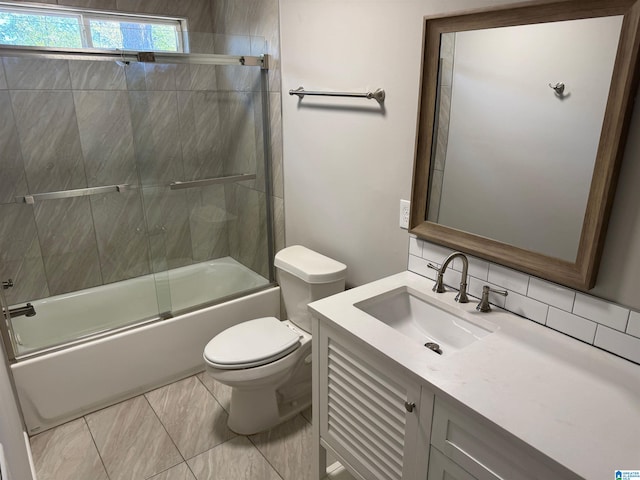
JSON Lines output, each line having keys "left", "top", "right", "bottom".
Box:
{"left": 184, "top": 458, "right": 199, "bottom": 480}
{"left": 144, "top": 372, "right": 240, "bottom": 479}
{"left": 142, "top": 392, "right": 187, "bottom": 468}
{"left": 143, "top": 462, "right": 191, "bottom": 480}
{"left": 247, "top": 433, "right": 286, "bottom": 480}
{"left": 143, "top": 374, "right": 237, "bottom": 466}
{"left": 82, "top": 416, "right": 113, "bottom": 480}
{"left": 194, "top": 371, "right": 230, "bottom": 414}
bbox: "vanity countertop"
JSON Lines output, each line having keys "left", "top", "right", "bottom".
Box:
{"left": 308, "top": 271, "right": 640, "bottom": 480}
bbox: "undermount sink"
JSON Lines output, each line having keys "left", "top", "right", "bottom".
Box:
{"left": 354, "top": 286, "right": 496, "bottom": 355}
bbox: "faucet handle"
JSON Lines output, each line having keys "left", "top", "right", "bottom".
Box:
{"left": 476, "top": 285, "right": 508, "bottom": 312}
{"left": 427, "top": 264, "right": 446, "bottom": 293}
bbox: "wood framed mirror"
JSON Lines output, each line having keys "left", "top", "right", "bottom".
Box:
{"left": 410, "top": 0, "right": 640, "bottom": 290}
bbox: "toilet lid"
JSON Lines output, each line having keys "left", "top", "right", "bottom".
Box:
{"left": 204, "top": 317, "right": 301, "bottom": 369}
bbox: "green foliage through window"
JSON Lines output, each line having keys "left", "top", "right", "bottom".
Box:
{"left": 0, "top": 12, "right": 82, "bottom": 48}
{"left": 0, "top": 6, "right": 183, "bottom": 52}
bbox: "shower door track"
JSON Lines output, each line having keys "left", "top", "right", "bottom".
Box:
{"left": 0, "top": 45, "right": 269, "bottom": 69}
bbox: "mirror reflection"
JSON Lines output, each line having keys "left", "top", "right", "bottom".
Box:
{"left": 427, "top": 16, "right": 623, "bottom": 262}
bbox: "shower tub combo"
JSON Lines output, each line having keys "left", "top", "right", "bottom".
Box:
{"left": 11, "top": 258, "right": 278, "bottom": 434}
{"left": 0, "top": 46, "right": 279, "bottom": 434}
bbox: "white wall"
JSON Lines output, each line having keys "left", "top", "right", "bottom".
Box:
{"left": 280, "top": 0, "right": 525, "bottom": 286}
{"left": 0, "top": 342, "right": 33, "bottom": 480}
{"left": 279, "top": 0, "right": 640, "bottom": 310}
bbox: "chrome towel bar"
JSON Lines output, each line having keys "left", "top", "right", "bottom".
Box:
{"left": 15, "top": 174, "right": 258, "bottom": 203}
{"left": 169, "top": 173, "right": 256, "bottom": 190}
{"left": 15, "top": 184, "right": 132, "bottom": 204}
{"left": 289, "top": 86, "right": 385, "bottom": 103}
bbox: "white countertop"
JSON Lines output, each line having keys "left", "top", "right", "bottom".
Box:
{"left": 308, "top": 271, "right": 640, "bottom": 480}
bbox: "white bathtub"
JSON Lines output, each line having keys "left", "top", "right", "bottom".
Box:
{"left": 10, "top": 258, "right": 279, "bottom": 434}
{"left": 12, "top": 257, "right": 269, "bottom": 355}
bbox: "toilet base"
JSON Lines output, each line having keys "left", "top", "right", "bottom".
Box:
{"left": 227, "top": 384, "right": 311, "bottom": 435}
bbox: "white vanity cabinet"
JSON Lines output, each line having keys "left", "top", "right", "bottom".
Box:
{"left": 310, "top": 272, "right": 640, "bottom": 480}
{"left": 430, "top": 399, "right": 577, "bottom": 480}
{"left": 314, "top": 321, "right": 434, "bottom": 480}
{"left": 427, "top": 447, "right": 478, "bottom": 480}
{"left": 313, "top": 319, "right": 578, "bottom": 480}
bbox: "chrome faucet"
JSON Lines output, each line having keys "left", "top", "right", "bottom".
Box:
{"left": 428, "top": 252, "right": 469, "bottom": 303}
{"left": 4, "top": 303, "right": 36, "bottom": 318}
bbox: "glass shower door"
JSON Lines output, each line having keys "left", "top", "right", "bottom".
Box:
{"left": 0, "top": 45, "right": 273, "bottom": 359}
{"left": 135, "top": 57, "right": 272, "bottom": 314}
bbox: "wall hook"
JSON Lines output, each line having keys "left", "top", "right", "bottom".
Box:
{"left": 549, "top": 82, "right": 565, "bottom": 96}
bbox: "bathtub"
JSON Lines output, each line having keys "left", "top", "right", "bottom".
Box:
{"left": 10, "top": 258, "right": 279, "bottom": 434}
{"left": 11, "top": 257, "right": 270, "bottom": 355}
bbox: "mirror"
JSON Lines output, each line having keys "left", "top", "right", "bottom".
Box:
{"left": 410, "top": 0, "right": 640, "bottom": 290}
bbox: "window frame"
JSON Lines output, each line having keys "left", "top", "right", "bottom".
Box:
{"left": 0, "top": 2, "right": 188, "bottom": 53}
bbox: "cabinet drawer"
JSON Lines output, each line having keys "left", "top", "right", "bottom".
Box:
{"left": 431, "top": 398, "right": 573, "bottom": 480}
{"left": 428, "top": 447, "right": 478, "bottom": 480}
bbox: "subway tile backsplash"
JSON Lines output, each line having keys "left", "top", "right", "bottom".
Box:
{"left": 546, "top": 307, "right": 597, "bottom": 344}
{"left": 409, "top": 237, "right": 640, "bottom": 365}
{"left": 526, "top": 277, "right": 575, "bottom": 312}
{"left": 628, "top": 311, "right": 640, "bottom": 338}
{"left": 572, "top": 293, "right": 630, "bottom": 332}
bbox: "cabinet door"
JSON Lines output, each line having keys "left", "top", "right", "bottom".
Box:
{"left": 428, "top": 447, "right": 478, "bottom": 480}
{"left": 317, "top": 324, "right": 432, "bottom": 480}
{"left": 431, "top": 398, "right": 575, "bottom": 480}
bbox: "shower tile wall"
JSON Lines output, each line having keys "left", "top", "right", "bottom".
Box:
{"left": 212, "top": 0, "right": 285, "bottom": 257}
{"left": 0, "top": 0, "right": 285, "bottom": 305}
{"left": 0, "top": 59, "right": 265, "bottom": 305}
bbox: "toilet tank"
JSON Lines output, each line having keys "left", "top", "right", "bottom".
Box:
{"left": 274, "top": 246, "right": 347, "bottom": 333}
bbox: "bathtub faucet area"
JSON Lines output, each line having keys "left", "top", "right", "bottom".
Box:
{"left": 5, "top": 303, "right": 36, "bottom": 318}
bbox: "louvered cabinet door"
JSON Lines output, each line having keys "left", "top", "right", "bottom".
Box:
{"left": 317, "top": 325, "right": 432, "bottom": 480}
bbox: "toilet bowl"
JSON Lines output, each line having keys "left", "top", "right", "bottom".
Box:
{"left": 203, "top": 245, "right": 347, "bottom": 435}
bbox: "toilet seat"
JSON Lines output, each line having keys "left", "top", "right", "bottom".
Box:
{"left": 204, "top": 317, "right": 301, "bottom": 370}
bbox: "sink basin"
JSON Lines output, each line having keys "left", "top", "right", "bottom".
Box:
{"left": 354, "top": 286, "right": 496, "bottom": 355}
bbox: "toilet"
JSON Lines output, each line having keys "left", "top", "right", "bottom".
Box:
{"left": 203, "top": 245, "right": 347, "bottom": 435}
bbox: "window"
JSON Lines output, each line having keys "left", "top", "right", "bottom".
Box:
{"left": 0, "top": 4, "right": 186, "bottom": 52}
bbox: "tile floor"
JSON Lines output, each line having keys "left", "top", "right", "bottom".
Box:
{"left": 30, "top": 372, "right": 325, "bottom": 480}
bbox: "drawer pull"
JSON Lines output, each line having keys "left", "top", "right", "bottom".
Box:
{"left": 404, "top": 401, "right": 416, "bottom": 413}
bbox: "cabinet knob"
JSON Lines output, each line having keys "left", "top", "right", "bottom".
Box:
{"left": 404, "top": 401, "right": 416, "bottom": 413}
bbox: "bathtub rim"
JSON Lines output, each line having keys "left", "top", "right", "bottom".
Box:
{"left": 10, "top": 282, "right": 277, "bottom": 363}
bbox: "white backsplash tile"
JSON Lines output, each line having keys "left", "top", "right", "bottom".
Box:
{"left": 546, "top": 307, "right": 597, "bottom": 344}
{"left": 504, "top": 291, "right": 549, "bottom": 325}
{"left": 487, "top": 264, "right": 529, "bottom": 295}
{"left": 527, "top": 277, "right": 575, "bottom": 312}
{"left": 594, "top": 325, "right": 640, "bottom": 364}
{"left": 443, "top": 267, "right": 465, "bottom": 291}
{"left": 409, "top": 237, "right": 423, "bottom": 257}
{"left": 421, "top": 241, "right": 455, "bottom": 264}
{"left": 627, "top": 311, "right": 640, "bottom": 339}
{"left": 408, "top": 255, "right": 437, "bottom": 281}
{"left": 573, "top": 294, "right": 630, "bottom": 332}
{"left": 449, "top": 255, "right": 489, "bottom": 281}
